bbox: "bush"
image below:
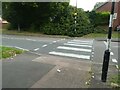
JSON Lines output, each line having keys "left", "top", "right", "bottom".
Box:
{"left": 3, "top": 2, "right": 94, "bottom": 37}
{"left": 87, "top": 11, "right": 110, "bottom": 27}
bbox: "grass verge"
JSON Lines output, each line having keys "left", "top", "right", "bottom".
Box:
{"left": 109, "top": 74, "right": 120, "bottom": 88}
{"left": 0, "top": 46, "right": 24, "bottom": 59}
{"left": 82, "top": 32, "right": 119, "bottom": 38}
{"left": 1, "top": 29, "right": 70, "bottom": 38}
{"left": 1, "top": 24, "right": 119, "bottom": 38}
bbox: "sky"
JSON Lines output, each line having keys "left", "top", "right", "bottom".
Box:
{"left": 69, "top": 0, "right": 107, "bottom": 11}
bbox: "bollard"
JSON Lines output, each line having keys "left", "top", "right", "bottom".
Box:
{"left": 101, "top": 49, "right": 110, "bottom": 82}
{"left": 101, "top": 1, "right": 115, "bottom": 82}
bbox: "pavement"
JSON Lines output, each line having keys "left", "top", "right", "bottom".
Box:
{"left": 90, "top": 40, "right": 119, "bottom": 88}
{"left": 2, "top": 52, "right": 92, "bottom": 88}
{"left": 31, "top": 55, "right": 92, "bottom": 88}
{"left": 2, "top": 52, "right": 55, "bottom": 88}
{"left": 1, "top": 35, "right": 119, "bottom": 88}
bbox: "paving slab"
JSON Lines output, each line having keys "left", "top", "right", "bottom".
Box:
{"left": 31, "top": 55, "right": 92, "bottom": 88}
{"left": 2, "top": 53, "right": 55, "bottom": 88}
{"left": 90, "top": 40, "right": 119, "bottom": 88}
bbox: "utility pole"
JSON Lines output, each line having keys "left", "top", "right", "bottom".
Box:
{"left": 101, "top": 0, "right": 115, "bottom": 82}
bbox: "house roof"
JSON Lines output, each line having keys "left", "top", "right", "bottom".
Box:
{"left": 95, "top": 2, "right": 108, "bottom": 10}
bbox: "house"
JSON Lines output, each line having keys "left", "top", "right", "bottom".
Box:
{"left": 95, "top": 1, "right": 120, "bottom": 30}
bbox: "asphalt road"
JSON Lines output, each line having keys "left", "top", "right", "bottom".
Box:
{"left": 2, "top": 35, "right": 94, "bottom": 60}
{"left": 2, "top": 35, "right": 119, "bottom": 63}
{"left": 1, "top": 35, "right": 119, "bottom": 88}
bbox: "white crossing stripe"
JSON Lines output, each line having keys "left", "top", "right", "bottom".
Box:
{"left": 64, "top": 43, "right": 92, "bottom": 48}
{"left": 49, "top": 51, "right": 90, "bottom": 59}
{"left": 112, "top": 59, "right": 117, "bottom": 63}
{"left": 34, "top": 48, "right": 39, "bottom": 51}
{"left": 72, "top": 40, "right": 93, "bottom": 43}
{"left": 57, "top": 46, "right": 91, "bottom": 52}
{"left": 42, "top": 44, "right": 47, "bottom": 47}
{"left": 53, "top": 41, "right": 57, "bottom": 43}
{"left": 67, "top": 41, "right": 92, "bottom": 45}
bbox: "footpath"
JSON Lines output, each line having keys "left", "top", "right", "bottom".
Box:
{"left": 2, "top": 52, "right": 92, "bottom": 88}
{"left": 90, "top": 40, "right": 119, "bottom": 89}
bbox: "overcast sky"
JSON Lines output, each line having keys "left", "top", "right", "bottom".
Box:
{"left": 69, "top": 0, "right": 107, "bottom": 11}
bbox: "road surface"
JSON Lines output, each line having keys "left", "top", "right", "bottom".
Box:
{"left": 2, "top": 35, "right": 94, "bottom": 60}
{"left": 1, "top": 35, "right": 119, "bottom": 88}
{"left": 2, "top": 35, "right": 118, "bottom": 64}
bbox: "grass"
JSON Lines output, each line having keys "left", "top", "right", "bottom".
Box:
{"left": 109, "top": 74, "right": 120, "bottom": 88}
{"left": 0, "top": 46, "right": 24, "bottom": 59}
{"left": 1, "top": 29, "right": 69, "bottom": 38}
{"left": 1, "top": 24, "right": 44, "bottom": 36}
{"left": 1, "top": 23, "right": 120, "bottom": 38}
{"left": 1, "top": 28, "right": 43, "bottom": 36}
{"left": 82, "top": 32, "right": 120, "bottom": 38}
{"left": 108, "top": 65, "right": 120, "bottom": 88}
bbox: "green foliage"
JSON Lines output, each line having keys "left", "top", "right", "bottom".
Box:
{"left": 2, "top": 2, "right": 93, "bottom": 37}
{"left": 87, "top": 11, "right": 110, "bottom": 27}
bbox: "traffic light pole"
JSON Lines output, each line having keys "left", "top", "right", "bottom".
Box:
{"left": 101, "top": 1, "right": 115, "bottom": 82}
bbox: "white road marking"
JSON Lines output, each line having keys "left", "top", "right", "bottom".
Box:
{"left": 116, "top": 65, "right": 119, "bottom": 69}
{"left": 64, "top": 43, "right": 92, "bottom": 48}
{"left": 25, "top": 39, "right": 37, "bottom": 41}
{"left": 49, "top": 51, "right": 90, "bottom": 59}
{"left": 3, "top": 37, "right": 24, "bottom": 40}
{"left": 104, "top": 41, "right": 108, "bottom": 49}
{"left": 29, "top": 52, "right": 41, "bottom": 56}
{"left": 53, "top": 41, "right": 57, "bottom": 43}
{"left": 112, "top": 59, "right": 117, "bottom": 63}
{"left": 92, "top": 52, "right": 94, "bottom": 55}
{"left": 25, "top": 38, "right": 32, "bottom": 41}
{"left": 72, "top": 40, "right": 93, "bottom": 43}
{"left": 110, "top": 52, "right": 114, "bottom": 55}
{"left": 34, "top": 48, "right": 39, "bottom": 51}
{"left": 57, "top": 46, "right": 91, "bottom": 52}
{"left": 91, "top": 55, "right": 94, "bottom": 58}
{"left": 3, "top": 45, "right": 29, "bottom": 51}
{"left": 3, "top": 37, "right": 39, "bottom": 42}
{"left": 14, "top": 46, "right": 29, "bottom": 51}
{"left": 42, "top": 44, "right": 47, "bottom": 47}
{"left": 67, "top": 41, "right": 92, "bottom": 45}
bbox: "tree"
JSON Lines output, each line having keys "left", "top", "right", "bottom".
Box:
{"left": 2, "top": 2, "right": 93, "bottom": 37}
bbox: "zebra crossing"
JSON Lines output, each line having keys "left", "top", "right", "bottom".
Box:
{"left": 49, "top": 39, "right": 94, "bottom": 60}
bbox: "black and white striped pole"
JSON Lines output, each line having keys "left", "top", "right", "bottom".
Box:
{"left": 74, "top": 0, "right": 77, "bottom": 33}
{"left": 101, "top": 0, "right": 115, "bottom": 82}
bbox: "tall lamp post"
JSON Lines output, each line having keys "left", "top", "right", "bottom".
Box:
{"left": 101, "top": 0, "right": 115, "bottom": 82}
